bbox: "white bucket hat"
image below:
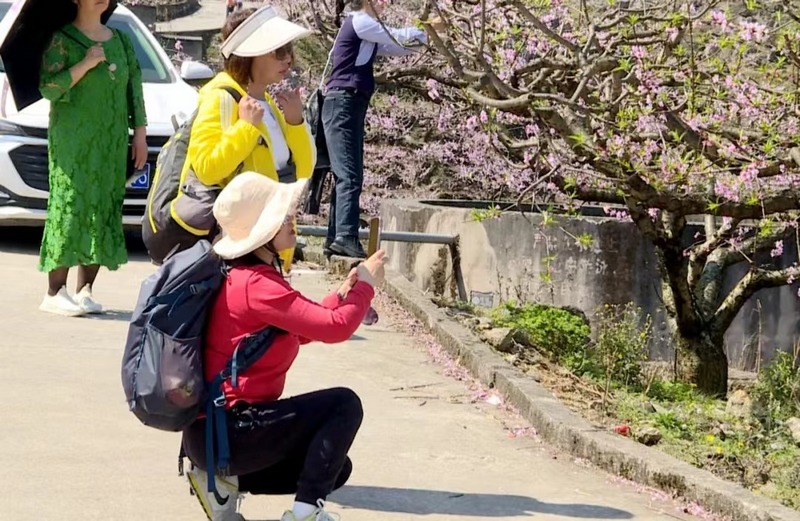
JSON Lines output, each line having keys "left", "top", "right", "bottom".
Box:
{"left": 212, "top": 172, "right": 308, "bottom": 260}
{"left": 220, "top": 5, "right": 312, "bottom": 59}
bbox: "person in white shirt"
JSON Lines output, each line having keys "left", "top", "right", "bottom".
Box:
{"left": 320, "top": 0, "right": 442, "bottom": 258}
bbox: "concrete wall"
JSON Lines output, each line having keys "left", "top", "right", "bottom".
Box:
{"left": 380, "top": 200, "right": 800, "bottom": 369}
{"left": 156, "top": 28, "right": 219, "bottom": 62}
{"left": 158, "top": 34, "right": 205, "bottom": 62}
{"left": 126, "top": 0, "right": 200, "bottom": 28}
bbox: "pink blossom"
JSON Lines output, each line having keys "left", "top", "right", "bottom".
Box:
{"left": 739, "top": 21, "right": 767, "bottom": 42}
{"left": 666, "top": 27, "right": 679, "bottom": 42}
{"left": 771, "top": 240, "right": 784, "bottom": 258}
{"left": 631, "top": 46, "right": 647, "bottom": 60}
{"left": 426, "top": 79, "right": 440, "bottom": 100}
{"left": 711, "top": 10, "right": 728, "bottom": 32}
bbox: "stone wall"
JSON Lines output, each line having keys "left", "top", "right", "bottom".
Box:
{"left": 380, "top": 200, "right": 800, "bottom": 369}
{"left": 125, "top": 0, "right": 200, "bottom": 28}
{"left": 158, "top": 34, "right": 205, "bottom": 62}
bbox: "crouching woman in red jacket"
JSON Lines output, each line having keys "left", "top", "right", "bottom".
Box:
{"left": 181, "top": 172, "right": 386, "bottom": 521}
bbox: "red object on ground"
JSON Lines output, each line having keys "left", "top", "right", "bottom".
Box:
{"left": 613, "top": 424, "right": 631, "bottom": 436}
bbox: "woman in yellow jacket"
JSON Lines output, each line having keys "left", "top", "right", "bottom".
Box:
{"left": 189, "top": 7, "right": 315, "bottom": 271}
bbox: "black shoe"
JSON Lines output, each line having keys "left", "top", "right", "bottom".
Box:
{"left": 329, "top": 237, "right": 367, "bottom": 259}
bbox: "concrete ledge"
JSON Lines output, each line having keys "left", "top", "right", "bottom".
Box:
{"left": 313, "top": 252, "right": 800, "bottom": 521}
{"left": 127, "top": 0, "right": 200, "bottom": 26}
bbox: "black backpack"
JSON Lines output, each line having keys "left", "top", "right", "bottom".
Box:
{"left": 302, "top": 89, "right": 332, "bottom": 216}
{"left": 143, "top": 87, "right": 243, "bottom": 264}
{"left": 121, "top": 240, "right": 281, "bottom": 492}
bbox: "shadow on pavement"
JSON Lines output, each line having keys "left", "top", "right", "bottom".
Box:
{"left": 0, "top": 226, "right": 44, "bottom": 254}
{"left": 328, "top": 485, "right": 634, "bottom": 518}
{"left": 0, "top": 226, "right": 149, "bottom": 257}
{"left": 81, "top": 310, "right": 134, "bottom": 322}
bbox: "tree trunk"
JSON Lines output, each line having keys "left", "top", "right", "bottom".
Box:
{"left": 675, "top": 333, "right": 728, "bottom": 397}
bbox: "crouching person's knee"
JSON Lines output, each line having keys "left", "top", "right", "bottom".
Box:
{"left": 333, "top": 387, "right": 364, "bottom": 427}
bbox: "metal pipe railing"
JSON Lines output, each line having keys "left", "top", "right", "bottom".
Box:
{"left": 297, "top": 226, "right": 457, "bottom": 245}
{"left": 297, "top": 225, "right": 468, "bottom": 302}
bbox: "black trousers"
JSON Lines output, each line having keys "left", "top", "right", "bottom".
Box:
{"left": 182, "top": 387, "right": 363, "bottom": 504}
{"left": 321, "top": 89, "right": 372, "bottom": 244}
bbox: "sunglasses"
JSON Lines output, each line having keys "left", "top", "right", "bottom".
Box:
{"left": 273, "top": 43, "right": 293, "bottom": 61}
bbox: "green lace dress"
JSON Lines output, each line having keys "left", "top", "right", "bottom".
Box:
{"left": 37, "top": 24, "right": 147, "bottom": 273}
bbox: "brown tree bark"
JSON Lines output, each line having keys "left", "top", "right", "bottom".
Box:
{"left": 674, "top": 333, "right": 729, "bottom": 397}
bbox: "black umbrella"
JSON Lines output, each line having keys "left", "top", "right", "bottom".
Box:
{"left": 0, "top": 0, "right": 118, "bottom": 111}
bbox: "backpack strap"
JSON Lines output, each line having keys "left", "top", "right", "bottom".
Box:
{"left": 204, "top": 326, "right": 283, "bottom": 496}
{"left": 219, "top": 85, "right": 243, "bottom": 105}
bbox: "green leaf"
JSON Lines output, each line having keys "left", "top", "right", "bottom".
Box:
{"left": 569, "top": 132, "right": 588, "bottom": 145}
{"left": 577, "top": 233, "right": 594, "bottom": 249}
{"left": 614, "top": 57, "right": 633, "bottom": 72}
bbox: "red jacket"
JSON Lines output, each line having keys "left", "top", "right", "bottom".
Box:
{"left": 204, "top": 264, "right": 374, "bottom": 406}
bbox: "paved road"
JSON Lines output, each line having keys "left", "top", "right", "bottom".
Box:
{"left": 0, "top": 228, "right": 703, "bottom": 521}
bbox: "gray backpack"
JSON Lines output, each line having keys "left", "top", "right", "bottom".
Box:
{"left": 121, "top": 240, "right": 280, "bottom": 489}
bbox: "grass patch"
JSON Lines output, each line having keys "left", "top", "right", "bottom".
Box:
{"left": 440, "top": 298, "right": 800, "bottom": 510}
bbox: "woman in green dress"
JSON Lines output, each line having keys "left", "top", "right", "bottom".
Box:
{"left": 37, "top": 0, "right": 147, "bottom": 316}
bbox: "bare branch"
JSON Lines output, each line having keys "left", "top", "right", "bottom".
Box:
{"left": 376, "top": 66, "right": 467, "bottom": 89}
{"left": 506, "top": 0, "right": 579, "bottom": 52}
{"left": 550, "top": 171, "right": 625, "bottom": 205}
{"left": 662, "top": 110, "right": 724, "bottom": 166}
{"left": 465, "top": 88, "right": 532, "bottom": 110}
{"left": 688, "top": 217, "right": 742, "bottom": 284}
{"left": 713, "top": 264, "right": 800, "bottom": 332}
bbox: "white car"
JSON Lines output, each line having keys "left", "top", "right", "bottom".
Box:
{"left": 0, "top": 1, "right": 213, "bottom": 228}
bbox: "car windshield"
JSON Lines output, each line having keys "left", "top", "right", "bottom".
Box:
{"left": 0, "top": 5, "right": 173, "bottom": 84}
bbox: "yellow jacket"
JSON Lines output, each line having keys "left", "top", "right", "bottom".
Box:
{"left": 188, "top": 72, "right": 316, "bottom": 270}
{"left": 188, "top": 72, "right": 316, "bottom": 186}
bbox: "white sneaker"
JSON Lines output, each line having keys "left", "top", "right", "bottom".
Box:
{"left": 39, "top": 287, "right": 85, "bottom": 317}
{"left": 75, "top": 286, "right": 103, "bottom": 314}
{"left": 281, "top": 500, "right": 340, "bottom": 521}
{"left": 187, "top": 466, "right": 245, "bottom": 521}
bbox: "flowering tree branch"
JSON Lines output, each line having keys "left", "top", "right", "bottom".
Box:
{"left": 294, "top": 0, "right": 800, "bottom": 393}
{"left": 399, "top": 0, "right": 800, "bottom": 392}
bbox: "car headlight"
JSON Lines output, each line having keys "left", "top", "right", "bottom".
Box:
{"left": 0, "top": 119, "right": 24, "bottom": 136}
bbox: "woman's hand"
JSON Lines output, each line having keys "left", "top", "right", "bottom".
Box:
{"left": 275, "top": 88, "right": 304, "bottom": 125}
{"left": 82, "top": 44, "right": 106, "bottom": 70}
{"left": 239, "top": 95, "right": 265, "bottom": 126}
{"left": 356, "top": 250, "right": 388, "bottom": 289}
{"left": 337, "top": 268, "right": 359, "bottom": 298}
{"left": 132, "top": 127, "right": 147, "bottom": 170}
{"left": 68, "top": 45, "right": 106, "bottom": 87}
